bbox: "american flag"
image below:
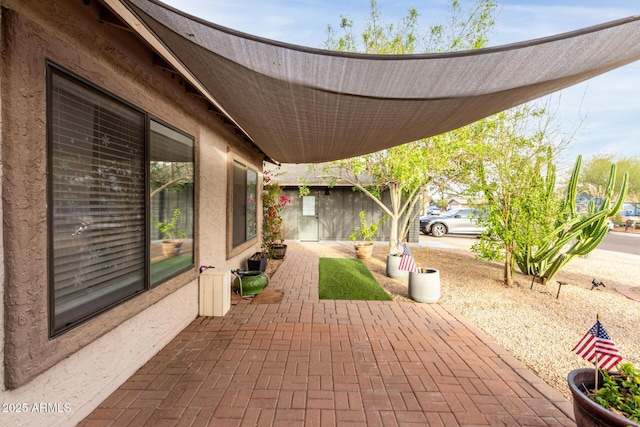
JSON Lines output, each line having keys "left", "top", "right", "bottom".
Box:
{"left": 572, "top": 320, "right": 623, "bottom": 371}
{"left": 398, "top": 243, "right": 418, "bottom": 273}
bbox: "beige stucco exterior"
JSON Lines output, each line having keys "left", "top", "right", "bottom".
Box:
{"left": 0, "top": 0, "right": 263, "bottom": 423}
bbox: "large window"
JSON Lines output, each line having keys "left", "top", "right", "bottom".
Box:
{"left": 47, "top": 64, "right": 194, "bottom": 336}
{"left": 232, "top": 160, "right": 257, "bottom": 248}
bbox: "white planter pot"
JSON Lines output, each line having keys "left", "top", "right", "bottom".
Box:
{"left": 386, "top": 254, "right": 409, "bottom": 280}
{"left": 408, "top": 268, "right": 440, "bottom": 303}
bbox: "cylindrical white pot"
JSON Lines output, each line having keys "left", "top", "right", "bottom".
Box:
{"left": 408, "top": 268, "right": 440, "bottom": 303}
{"left": 386, "top": 254, "right": 409, "bottom": 280}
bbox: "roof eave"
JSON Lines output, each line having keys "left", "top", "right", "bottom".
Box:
{"left": 100, "top": 0, "right": 275, "bottom": 164}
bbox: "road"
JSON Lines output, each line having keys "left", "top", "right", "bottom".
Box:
{"left": 420, "top": 230, "right": 640, "bottom": 256}
{"left": 598, "top": 231, "right": 640, "bottom": 255}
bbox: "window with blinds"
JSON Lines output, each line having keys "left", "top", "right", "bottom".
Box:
{"left": 48, "top": 67, "right": 146, "bottom": 335}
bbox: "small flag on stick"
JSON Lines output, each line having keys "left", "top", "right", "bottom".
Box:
{"left": 398, "top": 243, "right": 418, "bottom": 273}
{"left": 572, "top": 319, "right": 623, "bottom": 371}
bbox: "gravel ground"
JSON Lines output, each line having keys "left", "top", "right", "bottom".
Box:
{"left": 285, "top": 234, "right": 640, "bottom": 401}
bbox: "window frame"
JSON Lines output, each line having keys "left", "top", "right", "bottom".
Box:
{"left": 46, "top": 62, "right": 196, "bottom": 337}
{"left": 226, "top": 154, "right": 259, "bottom": 259}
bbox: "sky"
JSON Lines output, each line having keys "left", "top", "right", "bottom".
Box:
{"left": 161, "top": 0, "right": 640, "bottom": 166}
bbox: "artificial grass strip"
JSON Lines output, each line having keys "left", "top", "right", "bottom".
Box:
{"left": 319, "top": 258, "right": 392, "bottom": 301}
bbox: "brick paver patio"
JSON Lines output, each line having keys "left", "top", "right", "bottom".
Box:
{"left": 81, "top": 242, "right": 575, "bottom": 426}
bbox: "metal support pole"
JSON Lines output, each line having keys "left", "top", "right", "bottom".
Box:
{"left": 556, "top": 281, "right": 567, "bottom": 299}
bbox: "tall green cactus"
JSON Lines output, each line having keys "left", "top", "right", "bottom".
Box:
{"left": 529, "top": 156, "right": 628, "bottom": 283}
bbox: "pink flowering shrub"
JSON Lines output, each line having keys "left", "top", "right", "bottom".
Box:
{"left": 263, "top": 170, "right": 291, "bottom": 257}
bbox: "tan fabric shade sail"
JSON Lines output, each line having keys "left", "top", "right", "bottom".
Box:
{"left": 116, "top": 0, "right": 640, "bottom": 164}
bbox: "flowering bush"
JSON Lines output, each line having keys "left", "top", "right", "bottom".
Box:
{"left": 263, "top": 170, "right": 291, "bottom": 257}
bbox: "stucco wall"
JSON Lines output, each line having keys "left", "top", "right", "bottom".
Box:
{"left": 0, "top": 0, "right": 262, "bottom": 414}
{"left": 0, "top": 281, "right": 197, "bottom": 427}
{"left": 0, "top": 4, "right": 6, "bottom": 403}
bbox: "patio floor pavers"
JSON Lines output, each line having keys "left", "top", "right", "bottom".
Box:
{"left": 80, "top": 242, "right": 576, "bottom": 426}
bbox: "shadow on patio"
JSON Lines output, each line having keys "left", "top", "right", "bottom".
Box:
{"left": 80, "top": 242, "right": 575, "bottom": 426}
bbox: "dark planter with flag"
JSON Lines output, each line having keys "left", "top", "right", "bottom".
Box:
{"left": 568, "top": 369, "right": 640, "bottom": 427}
{"left": 569, "top": 318, "right": 634, "bottom": 427}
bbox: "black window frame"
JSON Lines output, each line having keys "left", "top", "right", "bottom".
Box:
{"left": 46, "top": 62, "right": 195, "bottom": 337}
{"left": 227, "top": 156, "right": 259, "bottom": 258}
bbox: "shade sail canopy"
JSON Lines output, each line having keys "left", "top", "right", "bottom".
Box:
{"left": 117, "top": 0, "right": 640, "bottom": 164}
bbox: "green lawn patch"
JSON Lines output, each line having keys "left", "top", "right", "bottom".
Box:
{"left": 319, "top": 258, "right": 392, "bottom": 301}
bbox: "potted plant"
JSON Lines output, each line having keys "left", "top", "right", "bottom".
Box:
{"left": 397, "top": 244, "right": 441, "bottom": 303}
{"left": 247, "top": 251, "right": 268, "bottom": 272}
{"left": 270, "top": 237, "right": 288, "bottom": 259}
{"left": 408, "top": 267, "right": 441, "bottom": 303}
{"left": 387, "top": 237, "right": 412, "bottom": 280}
{"left": 386, "top": 252, "right": 408, "bottom": 280}
{"left": 568, "top": 364, "right": 640, "bottom": 427}
{"left": 349, "top": 211, "right": 388, "bottom": 260}
{"left": 263, "top": 170, "right": 291, "bottom": 259}
{"left": 157, "top": 208, "right": 186, "bottom": 257}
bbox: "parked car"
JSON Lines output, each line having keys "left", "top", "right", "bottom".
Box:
{"left": 420, "top": 208, "right": 485, "bottom": 237}
{"left": 419, "top": 213, "right": 441, "bottom": 234}
{"left": 425, "top": 206, "right": 441, "bottom": 216}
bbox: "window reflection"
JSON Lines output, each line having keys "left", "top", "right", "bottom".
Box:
{"left": 150, "top": 120, "right": 194, "bottom": 285}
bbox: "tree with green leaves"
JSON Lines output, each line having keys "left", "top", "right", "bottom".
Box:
{"left": 465, "top": 104, "right": 568, "bottom": 287}
{"left": 319, "top": 132, "right": 469, "bottom": 253}
{"left": 324, "top": 0, "right": 496, "bottom": 53}
{"left": 580, "top": 154, "right": 640, "bottom": 205}
{"left": 318, "top": 0, "right": 497, "bottom": 254}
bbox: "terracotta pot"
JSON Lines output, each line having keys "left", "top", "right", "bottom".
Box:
{"left": 408, "top": 268, "right": 440, "bottom": 303}
{"left": 567, "top": 368, "right": 640, "bottom": 427}
{"left": 354, "top": 242, "right": 374, "bottom": 260}
{"left": 161, "top": 240, "right": 183, "bottom": 257}
{"left": 386, "top": 254, "right": 408, "bottom": 280}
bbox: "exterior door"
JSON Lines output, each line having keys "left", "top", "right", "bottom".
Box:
{"left": 299, "top": 194, "right": 319, "bottom": 241}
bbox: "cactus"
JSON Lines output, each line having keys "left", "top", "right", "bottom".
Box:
{"left": 514, "top": 152, "right": 559, "bottom": 276}
{"left": 528, "top": 157, "right": 628, "bottom": 283}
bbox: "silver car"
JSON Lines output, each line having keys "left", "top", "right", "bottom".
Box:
{"left": 420, "top": 208, "right": 485, "bottom": 237}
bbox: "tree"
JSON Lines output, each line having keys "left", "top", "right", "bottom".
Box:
{"left": 580, "top": 154, "right": 640, "bottom": 205}
{"left": 324, "top": 0, "right": 496, "bottom": 54}
{"left": 319, "top": 133, "right": 468, "bottom": 253}
{"left": 150, "top": 162, "right": 193, "bottom": 198}
{"left": 319, "top": 0, "right": 497, "bottom": 254}
{"left": 464, "top": 104, "right": 568, "bottom": 286}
